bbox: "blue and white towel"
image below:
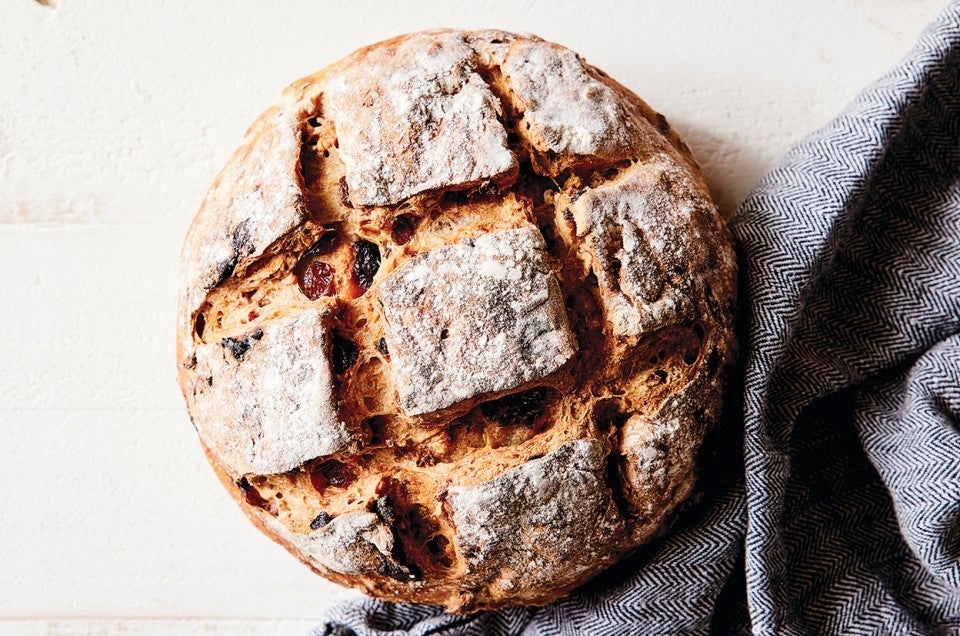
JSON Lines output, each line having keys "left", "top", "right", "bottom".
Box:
{"left": 317, "top": 5, "right": 960, "bottom": 633}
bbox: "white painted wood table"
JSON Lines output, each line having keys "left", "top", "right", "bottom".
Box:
{"left": 0, "top": 1, "right": 945, "bottom": 633}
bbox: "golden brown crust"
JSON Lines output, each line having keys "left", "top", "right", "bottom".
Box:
{"left": 177, "top": 29, "right": 737, "bottom": 613}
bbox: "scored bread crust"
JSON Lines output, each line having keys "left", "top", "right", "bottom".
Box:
{"left": 176, "top": 29, "right": 737, "bottom": 613}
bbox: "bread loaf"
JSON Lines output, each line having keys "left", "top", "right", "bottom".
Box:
{"left": 176, "top": 29, "right": 737, "bottom": 613}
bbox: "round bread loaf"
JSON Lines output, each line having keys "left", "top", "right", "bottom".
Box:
{"left": 176, "top": 29, "right": 736, "bottom": 613}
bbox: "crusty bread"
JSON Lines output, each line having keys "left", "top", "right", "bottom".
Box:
{"left": 176, "top": 29, "right": 737, "bottom": 613}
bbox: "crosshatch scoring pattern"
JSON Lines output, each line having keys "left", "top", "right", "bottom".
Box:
{"left": 176, "top": 30, "right": 736, "bottom": 613}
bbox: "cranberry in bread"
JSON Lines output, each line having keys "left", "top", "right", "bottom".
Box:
{"left": 176, "top": 29, "right": 736, "bottom": 613}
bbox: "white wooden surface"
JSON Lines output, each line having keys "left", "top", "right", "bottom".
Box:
{"left": 0, "top": 1, "right": 944, "bottom": 633}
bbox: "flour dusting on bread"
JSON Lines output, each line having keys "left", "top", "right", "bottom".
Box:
{"left": 327, "top": 31, "right": 517, "bottom": 207}
{"left": 188, "top": 307, "right": 349, "bottom": 477}
{"left": 379, "top": 226, "right": 577, "bottom": 416}
{"left": 503, "top": 40, "right": 636, "bottom": 162}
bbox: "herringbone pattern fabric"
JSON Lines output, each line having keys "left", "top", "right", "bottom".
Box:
{"left": 315, "top": 5, "right": 960, "bottom": 634}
